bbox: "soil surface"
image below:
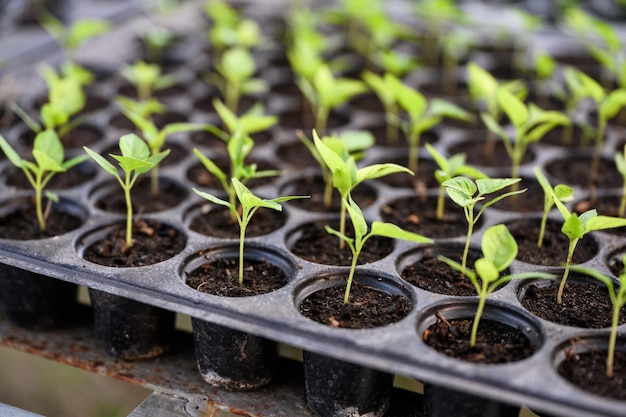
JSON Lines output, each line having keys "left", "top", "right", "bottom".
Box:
{"left": 558, "top": 349, "right": 626, "bottom": 400}
{"left": 19, "top": 124, "right": 102, "bottom": 150}
{"left": 289, "top": 221, "right": 393, "bottom": 266}
{"left": 299, "top": 282, "right": 411, "bottom": 328}
{"left": 541, "top": 125, "right": 596, "bottom": 148}
{"left": 490, "top": 178, "right": 544, "bottom": 213}
{"left": 186, "top": 158, "right": 278, "bottom": 189}
{"left": 372, "top": 156, "right": 438, "bottom": 190}
{"left": 423, "top": 316, "right": 535, "bottom": 364}
{"left": 448, "top": 138, "right": 534, "bottom": 169}
{"left": 94, "top": 177, "right": 187, "bottom": 214}
{"left": 520, "top": 279, "right": 626, "bottom": 328}
{"left": 276, "top": 141, "right": 319, "bottom": 169}
{"left": 0, "top": 199, "right": 83, "bottom": 239}
{"left": 574, "top": 194, "right": 626, "bottom": 238}
{"left": 186, "top": 257, "right": 287, "bottom": 297}
{"left": 545, "top": 156, "right": 621, "bottom": 189}
{"left": 81, "top": 219, "right": 185, "bottom": 267}
{"left": 189, "top": 204, "right": 287, "bottom": 238}
{"left": 507, "top": 218, "right": 597, "bottom": 266}
{"left": 380, "top": 195, "right": 470, "bottom": 239}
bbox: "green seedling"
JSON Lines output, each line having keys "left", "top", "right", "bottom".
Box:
{"left": 210, "top": 47, "right": 267, "bottom": 113}
{"left": 120, "top": 61, "right": 176, "bottom": 102}
{"left": 205, "top": 0, "right": 261, "bottom": 60}
{"left": 122, "top": 108, "right": 215, "bottom": 195}
{"left": 443, "top": 176, "right": 526, "bottom": 271}
{"left": 534, "top": 166, "right": 574, "bottom": 248}
{"left": 313, "top": 130, "right": 412, "bottom": 248}
{"left": 193, "top": 129, "right": 280, "bottom": 218}
{"left": 115, "top": 95, "right": 165, "bottom": 122}
{"left": 139, "top": 24, "right": 179, "bottom": 63}
{"left": 211, "top": 98, "right": 278, "bottom": 140}
{"left": 531, "top": 51, "right": 557, "bottom": 108}
{"left": 298, "top": 63, "right": 366, "bottom": 135}
{"left": 297, "top": 129, "right": 373, "bottom": 208}
{"left": 482, "top": 87, "right": 570, "bottom": 183}
{"left": 362, "top": 71, "right": 400, "bottom": 145}
{"left": 327, "top": 195, "right": 432, "bottom": 305}
{"left": 84, "top": 134, "right": 169, "bottom": 248}
{"left": 616, "top": 145, "right": 626, "bottom": 217}
{"left": 0, "top": 130, "right": 87, "bottom": 231}
{"left": 414, "top": 0, "right": 466, "bottom": 67}
{"left": 425, "top": 143, "right": 487, "bottom": 221}
{"left": 438, "top": 224, "right": 554, "bottom": 347}
{"left": 571, "top": 258, "right": 626, "bottom": 378}
{"left": 389, "top": 76, "right": 472, "bottom": 173}
{"left": 551, "top": 191, "right": 626, "bottom": 304}
{"left": 556, "top": 66, "right": 595, "bottom": 146}
{"left": 193, "top": 178, "right": 307, "bottom": 286}
{"left": 439, "top": 28, "right": 474, "bottom": 95}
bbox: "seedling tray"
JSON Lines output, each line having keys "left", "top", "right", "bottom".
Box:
{"left": 1, "top": 1, "right": 626, "bottom": 416}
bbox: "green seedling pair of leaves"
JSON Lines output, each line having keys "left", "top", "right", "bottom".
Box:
{"left": 425, "top": 143, "right": 487, "bottom": 220}
{"left": 442, "top": 176, "right": 526, "bottom": 271}
{"left": 194, "top": 179, "right": 307, "bottom": 286}
{"left": 362, "top": 71, "right": 401, "bottom": 145}
{"left": 84, "top": 134, "right": 169, "bottom": 248}
{"left": 439, "top": 224, "right": 554, "bottom": 347}
{"left": 120, "top": 61, "right": 176, "bottom": 102}
{"left": 0, "top": 131, "right": 87, "bottom": 231}
{"left": 482, "top": 87, "right": 570, "bottom": 182}
{"left": 328, "top": 195, "right": 432, "bottom": 305}
{"left": 534, "top": 167, "right": 574, "bottom": 248}
{"left": 205, "top": 0, "right": 261, "bottom": 57}
{"left": 616, "top": 145, "right": 626, "bottom": 217}
{"left": 571, "top": 257, "right": 626, "bottom": 378}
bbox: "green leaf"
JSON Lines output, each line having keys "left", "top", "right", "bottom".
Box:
{"left": 430, "top": 99, "right": 472, "bottom": 121}
{"left": 356, "top": 163, "right": 412, "bottom": 184}
{"left": 110, "top": 155, "right": 154, "bottom": 173}
{"left": 213, "top": 98, "right": 238, "bottom": 132}
{"left": 221, "top": 47, "right": 256, "bottom": 83}
{"left": 467, "top": 62, "right": 498, "bottom": 99}
{"left": 324, "top": 225, "right": 354, "bottom": 246}
{"left": 66, "top": 18, "right": 111, "bottom": 50}
{"left": 442, "top": 176, "right": 477, "bottom": 196}
{"left": 584, "top": 215, "right": 626, "bottom": 232}
{"left": 193, "top": 188, "right": 233, "bottom": 209}
{"left": 84, "top": 146, "right": 117, "bottom": 176}
{"left": 562, "top": 213, "right": 584, "bottom": 240}
{"left": 481, "top": 224, "right": 517, "bottom": 272}
{"left": 370, "top": 221, "right": 432, "bottom": 243}
{"left": 600, "top": 89, "right": 626, "bottom": 120}
{"left": 0, "top": 134, "right": 24, "bottom": 168}
{"left": 480, "top": 113, "right": 508, "bottom": 141}
{"left": 119, "top": 133, "right": 150, "bottom": 159}
{"left": 476, "top": 178, "right": 521, "bottom": 195}
{"left": 193, "top": 148, "right": 227, "bottom": 185}
{"left": 497, "top": 88, "right": 528, "bottom": 128}
{"left": 345, "top": 197, "right": 368, "bottom": 241}
{"left": 475, "top": 258, "right": 499, "bottom": 284}
{"left": 438, "top": 255, "right": 477, "bottom": 282}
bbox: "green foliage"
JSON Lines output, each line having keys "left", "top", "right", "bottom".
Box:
{"left": 205, "top": 0, "right": 261, "bottom": 54}
{"left": 534, "top": 166, "right": 574, "bottom": 248}
{"left": 616, "top": 145, "right": 626, "bottom": 217}
{"left": 362, "top": 71, "right": 401, "bottom": 145}
{"left": 193, "top": 178, "right": 307, "bottom": 286}
{"left": 571, "top": 258, "right": 626, "bottom": 378}
{"left": 425, "top": 143, "right": 487, "bottom": 220}
{"left": 0, "top": 131, "right": 87, "bottom": 231}
{"left": 551, "top": 191, "right": 626, "bottom": 304}
{"left": 41, "top": 15, "right": 111, "bottom": 52}
{"left": 326, "top": 195, "right": 432, "bottom": 305}
{"left": 443, "top": 176, "right": 526, "bottom": 271}
{"left": 438, "top": 224, "right": 554, "bottom": 346}
{"left": 84, "top": 134, "right": 169, "bottom": 248}
{"left": 120, "top": 61, "right": 176, "bottom": 101}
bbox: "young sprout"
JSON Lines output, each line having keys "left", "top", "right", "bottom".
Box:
{"left": 534, "top": 166, "right": 574, "bottom": 248}
{"left": 442, "top": 176, "right": 526, "bottom": 271}
{"left": 362, "top": 71, "right": 400, "bottom": 145}
{"left": 551, "top": 191, "right": 626, "bottom": 304}
{"left": 204, "top": 0, "right": 261, "bottom": 61}
{"left": 439, "top": 28, "right": 474, "bottom": 95}
{"left": 571, "top": 258, "right": 626, "bottom": 378}
{"left": 389, "top": 76, "right": 472, "bottom": 173}
{"left": 0, "top": 130, "right": 87, "bottom": 231}
{"left": 120, "top": 60, "right": 176, "bottom": 102}
{"left": 297, "top": 129, "right": 374, "bottom": 208}
{"left": 211, "top": 98, "right": 278, "bottom": 141}
{"left": 531, "top": 51, "right": 557, "bottom": 109}
{"left": 481, "top": 87, "right": 570, "bottom": 184}
{"left": 616, "top": 145, "right": 626, "bottom": 217}
{"left": 327, "top": 195, "right": 432, "bottom": 305}
{"left": 425, "top": 142, "right": 487, "bottom": 221}
{"left": 438, "top": 224, "right": 554, "bottom": 347}
{"left": 298, "top": 63, "right": 366, "bottom": 135}
{"left": 139, "top": 24, "right": 179, "bottom": 63}
{"left": 84, "top": 134, "right": 169, "bottom": 248}
{"left": 193, "top": 178, "right": 307, "bottom": 286}
{"left": 414, "top": 0, "right": 466, "bottom": 67}
{"left": 313, "top": 130, "right": 412, "bottom": 248}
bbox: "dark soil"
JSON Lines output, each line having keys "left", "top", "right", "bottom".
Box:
{"left": 299, "top": 282, "right": 411, "bottom": 328}
{"left": 507, "top": 218, "right": 597, "bottom": 266}
{"left": 423, "top": 317, "right": 535, "bottom": 364}
{"left": 448, "top": 138, "right": 535, "bottom": 169}
{"left": 190, "top": 130, "right": 228, "bottom": 151}
{"left": 18, "top": 124, "right": 102, "bottom": 150}
{"left": 541, "top": 125, "right": 596, "bottom": 148}
{"left": 545, "top": 156, "right": 621, "bottom": 189}
{"left": 608, "top": 250, "right": 626, "bottom": 277}
{"left": 369, "top": 126, "right": 439, "bottom": 149}
{"left": 81, "top": 219, "right": 185, "bottom": 267}
{"left": 189, "top": 204, "right": 287, "bottom": 238}
{"left": 275, "top": 141, "right": 320, "bottom": 169}
{"left": 288, "top": 221, "right": 393, "bottom": 266}
{"left": 348, "top": 92, "right": 385, "bottom": 113}
{"left": 4, "top": 162, "right": 96, "bottom": 190}
{"left": 94, "top": 177, "right": 188, "bottom": 214}
{"left": 379, "top": 195, "right": 470, "bottom": 239}
{"left": 372, "top": 157, "right": 438, "bottom": 190}
{"left": 280, "top": 175, "right": 377, "bottom": 213}
{"left": 186, "top": 158, "right": 279, "bottom": 190}
{"left": 520, "top": 279, "right": 626, "bottom": 328}
{"left": 278, "top": 107, "right": 348, "bottom": 132}
{"left": 574, "top": 194, "right": 626, "bottom": 238}
{"left": 109, "top": 110, "right": 188, "bottom": 132}
{"left": 401, "top": 247, "right": 492, "bottom": 296}
{"left": 186, "top": 257, "right": 287, "bottom": 297}
{"left": 488, "top": 177, "right": 544, "bottom": 213}
{"left": 0, "top": 199, "right": 83, "bottom": 240}
{"left": 558, "top": 348, "right": 626, "bottom": 400}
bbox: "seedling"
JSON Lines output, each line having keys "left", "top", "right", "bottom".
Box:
{"left": 616, "top": 145, "right": 626, "bottom": 217}
{"left": 205, "top": 0, "right": 260, "bottom": 60}
{"left": 438, "top": 224, "right": 554, "bottom": 347}
{"left": 362, "top": 71, "right": 400, "bottom": 145}
{"left": 534, "top": 166, "right": 574, "bottom": 248}
{"left": 481, "top": 87, "right": 570, "bottom": 183}
{"left": 442, "top": 176, "right": 526, "bottom": 271}
{"left": 120, "top": 61, "right": 176, "bottom": 102}
{"left": 297, "top": 129, "right": 374, "bottom": 208}
{"left": 530, "top": 51, "right": 557, "bottom": 109}
{"left": 425, "top": 143, "right": 487, "bottom": 221}
{"left": 551, "top": 191, "right": 626, "bottom": 304}
{"left": 298, "top": 63, "right": 366, "bottom": 135}
{"left": 439, "top": 28, "right": 474, "bottom": 95}
{"left": 389, "top": 76, "right": 472, "bottom": 173}
{"left": 327, "top": 195, "right": 432, "bottom": 305}
{"left": 211, "top": 98, "right": 278, "bottom": 141}
{"left": 414, "top": 0, "right": 466, "bottom": 67}
{"left": 139, "top": 24, "right": 179, "bottom": 63}
{"left": 571, "top": 258, "right": 626, "bottom": 377}
{"left": 84, "top": 134, "right": 169, "bottom": 248}
{"left": 193, "top": 178, "right": 307, "bottom": 286}
{"left": 0, "top": 130, "right": 87, "bottom": 231}
{"left": 313, "top": 130, "right": 412, "bottom": 248}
